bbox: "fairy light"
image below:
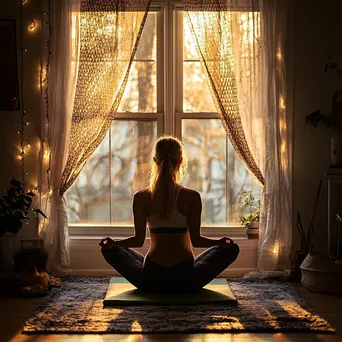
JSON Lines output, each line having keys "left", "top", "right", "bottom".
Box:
{"left": 19, "top": 0, "right": 27, "bottom": 189}
{"left": 273, "top": 243, "right": 279, "bottom": 255}
{"left": 276, "top": 48, "right": 282, "bottom": 61}
{"left": 29, "top": 19, "right": 36, "bottom": 32}
{"left": 18, "top": 0, "right": 38, "bottom": 191}
{"left": 38, "top": 0, "right": 53, "bottom": 221}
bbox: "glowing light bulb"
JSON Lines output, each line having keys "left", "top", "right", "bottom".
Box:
{"left": 276, "top": 49, "right": 282, "bottom": 61}
{"left": 44, "top": 150, "right": 50, "bottom": 160}
{"left": 29, "top": 20, "right": 36, "bottom": 32}
{"left": 273, "top": 245, "right": 279, "bottom": 254}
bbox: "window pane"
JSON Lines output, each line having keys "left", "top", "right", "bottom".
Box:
{"left": 118, "top": 61, "right": 156, "bottom": 112}
{"left": 118, "top": 12, "right": 157, "bottom": 113}
{"left": 183, "top": 61, "right": 216, "bottom": 112}
{"left": 183, "top": 12, "right": 216, "bottom": 113}
{"left": 183, "top": 12, "right": 198, "bottom": 60}
{"left": 182, "top": 119, "right": 260, "bottom": 226}
{"left": 66, "top": 131, "right": 110, "bottom": 224}
{"left": 111, "top": 120, "right": 157, "bottom": 224}
{"left": 135, "top": 12, "right": 157, "bottom": 61}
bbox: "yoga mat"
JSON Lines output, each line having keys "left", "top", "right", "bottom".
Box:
{"left": 104, "top": 277, "right": 237, "bottom": 306}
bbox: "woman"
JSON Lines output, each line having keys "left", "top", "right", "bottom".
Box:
{"left": 100, "top": 136, "right": 239, "bottom": 292}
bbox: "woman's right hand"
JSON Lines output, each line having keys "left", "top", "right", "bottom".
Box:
{"left": 217, "top": 237, "right": 234, "bottom": 248}
{"left": 99, "top": 237, "right": 116, "bottom": 249}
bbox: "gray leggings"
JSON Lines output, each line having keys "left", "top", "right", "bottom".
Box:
{"left": 101, "top": 243, "right": 239, "bottom": 292}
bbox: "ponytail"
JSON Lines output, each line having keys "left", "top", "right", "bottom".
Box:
{"left": 149, "top": 136, "right": 186, "bottom": 218}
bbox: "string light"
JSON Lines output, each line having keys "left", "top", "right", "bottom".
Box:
{"left": 18, "top": 0, "right": 38, "bottom": 191}
{"left": 19, "top": 0, "right": 26, "bottom": 189}
{"left": 273, "top": 243, "right": 279, "bottom": 255}
{"left": 29, "top": 19, "right": 36, "bottom": 32}
{"left": 38, "top": 0, "right": 52, "bottom": 222}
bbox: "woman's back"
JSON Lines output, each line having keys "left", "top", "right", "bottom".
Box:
{"left": 137, "top": 185, "right": 198, "bottom": 267}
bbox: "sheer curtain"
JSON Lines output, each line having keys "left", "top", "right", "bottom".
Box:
{"left": 183, "top": 0, "right": 292, "bottom": 273}
{"left": 39, "top": 0, "right": 151, "bottom": 274}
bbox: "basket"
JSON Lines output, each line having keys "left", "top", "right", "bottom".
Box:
{"left": 300, "top": 253, "right": 342, "bottom": 294}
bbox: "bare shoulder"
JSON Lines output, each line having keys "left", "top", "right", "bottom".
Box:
{"left": 134, "top": 188, "right": 151, "bottom": 200}
{"left": 179, "top": 186, "right": 201, "bottom": 203}
{"left": 180, "top": 185, "right": 200, "bottom": 196}
{"left": 134, "top": 188, "right": 150, "bottom": 196}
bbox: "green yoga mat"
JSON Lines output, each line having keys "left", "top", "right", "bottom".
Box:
{"left": 103, "top": 277, "right": 237, "bottom": 306}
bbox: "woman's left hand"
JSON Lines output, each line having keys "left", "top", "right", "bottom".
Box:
{"left": 99, "top": 237, "right": 116, "bottom": 249}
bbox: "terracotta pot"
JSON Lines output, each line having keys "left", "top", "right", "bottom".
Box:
{"left": 246, "top": 221, "right": 259, "bottom": 239}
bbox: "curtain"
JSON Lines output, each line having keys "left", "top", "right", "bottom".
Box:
{"left": 183, "top": 0, "right": 292, "bottom": 273}
{"left": 38, "top": 0, "right": 150, "bottom": 273}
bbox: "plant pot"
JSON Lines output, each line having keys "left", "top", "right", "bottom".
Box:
{"left": 0, "top": 232, "right": 16, "bottom": 273}
{"left": 246, "top": 221, "right": 259, "bottom": 239}
{"left": 331, "top": 137, "right": 342, "bottom": 166}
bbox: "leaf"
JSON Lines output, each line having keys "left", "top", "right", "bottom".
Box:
{"left": 10, "top": 178, "right": 21, "bottom": 188}
{"left": 24, "top": 195, "right": 33, "bottom": 203}
{"left": 33, "top": 208, "right": 47, "bottom": 219}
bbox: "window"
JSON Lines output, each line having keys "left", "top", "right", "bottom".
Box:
{"left": 66, "top": 4, "right": 260, "bottom": 229}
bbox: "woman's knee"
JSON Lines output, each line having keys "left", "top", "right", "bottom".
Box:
{"left": 101, "top": 245, "right": 121, "bottom": 261}
{"left": 219, "top": 242, "right": 239, "bottom": 260}
{"left": 231, "top": 243, "right": 240, "bottom": 259}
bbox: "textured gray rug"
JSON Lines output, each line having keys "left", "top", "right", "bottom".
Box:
{"left": 22, "top": 277, "right": 335, "bottom": 334}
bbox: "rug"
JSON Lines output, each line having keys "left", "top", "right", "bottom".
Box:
{"left": 22, "top": 277, "right": 335, "bottom": 334}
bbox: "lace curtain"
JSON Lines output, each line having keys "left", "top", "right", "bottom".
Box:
{"left": 183, "top": 0, "right": 292, "bottom": 273}
{"left": 39, "top": 0, "right": 150, "bottom": 273}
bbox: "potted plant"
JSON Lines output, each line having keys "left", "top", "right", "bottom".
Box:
{"left": 305, "top": 56, "right": 342, "bottom": 166}
{"left": 238, "top": 190, "right": 260, "bottom": 239}
{"left": 0, "top": 178, "right": 47, "bottom": 272}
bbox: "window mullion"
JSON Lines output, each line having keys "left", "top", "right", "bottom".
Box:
{"left": 174, "top": 10, "right": 183, "bottom": 139}
{"left": 109, "top": 125, "right": 112, "bottom": 225}
{"left": 163, "top": 1, "right": 175, "bottom": 135}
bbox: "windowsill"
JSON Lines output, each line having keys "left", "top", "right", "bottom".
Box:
{"left": 69, "top": 225, "right": 249, "bottom": 238}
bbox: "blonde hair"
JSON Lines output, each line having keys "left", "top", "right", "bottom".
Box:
{"left": 149, "top": 135, "right": 187, "bottom": 218}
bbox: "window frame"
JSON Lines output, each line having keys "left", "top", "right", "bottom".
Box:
{"left": 68, "top": 0, "right": 254, "bottom": 237}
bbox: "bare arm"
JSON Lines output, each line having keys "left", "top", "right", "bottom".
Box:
{"left": 188, "top": 191, "right": 233, "bottom": 248}
{"left": 100, "top": 191, "right": 146, "bottom": 248}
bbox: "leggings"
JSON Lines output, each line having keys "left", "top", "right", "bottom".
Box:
{"left": 101, "top": 243, "right": 239, "bottom": 292}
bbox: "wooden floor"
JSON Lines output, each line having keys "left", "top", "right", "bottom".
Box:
{"left": 1, "top": 283, "right": 341, "bottom": 342}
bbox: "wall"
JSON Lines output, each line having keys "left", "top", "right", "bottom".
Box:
{"left": 292, "top": 0, "right": 342, "bottom": 256}
{"left": 1, "top": 0, "right": 341, "bottom": 259}
{"left": 0, "top": 0, "right": 42, "bottom": 241}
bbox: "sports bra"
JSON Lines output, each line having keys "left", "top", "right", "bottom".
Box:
{"left": 147, "top": 185, "right": 188, "bottom": 234}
